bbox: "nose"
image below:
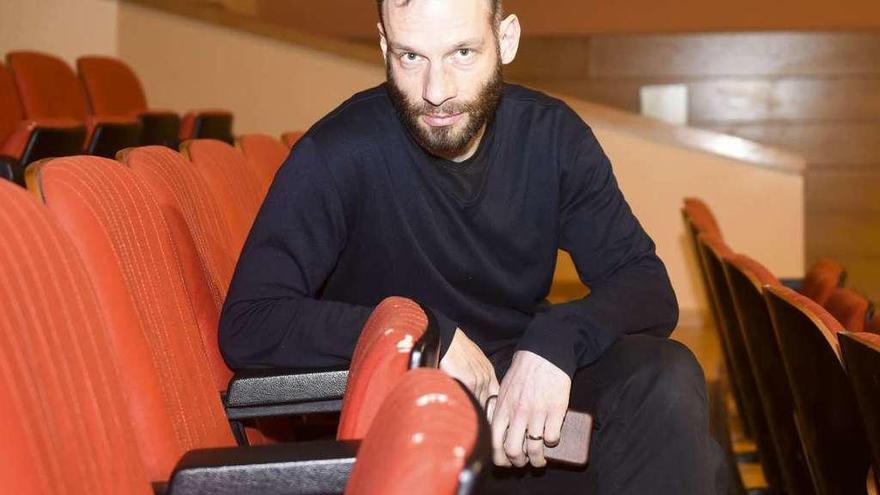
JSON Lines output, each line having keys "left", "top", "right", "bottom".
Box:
{"left": 422, "top": 62, "right": 456, "bottom": 108}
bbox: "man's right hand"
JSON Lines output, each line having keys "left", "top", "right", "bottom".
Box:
{"left": 440, "top": 328, "right": 500, "bottom": 407}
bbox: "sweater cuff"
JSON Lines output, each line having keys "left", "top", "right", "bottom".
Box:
{"left": 516, "top": 310, "right": 617, "bottom": 378}
{"left": 424, "top": 305, "right": 458, "bottom": 361}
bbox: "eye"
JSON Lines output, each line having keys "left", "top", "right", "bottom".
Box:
{"left": 458, "top": 48, "right": 473, "bottom": 57}
{"left": 401, "top": 52, "right": 421, "bottom": 64}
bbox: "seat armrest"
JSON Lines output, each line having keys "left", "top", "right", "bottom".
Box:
{"left": 0, "top": 155, "right": 16, "bottom": 182}
{"left": 225, "top": 368, "right": 349, "bottom": 419}
{"left": 84, "top": 115, "right": 142, "bottom": 158}
{"left": 167, "top": 440, "right": 359, "bottom": 495}
{"left": 137, "top": 110, "right": 181, "bottom": 148}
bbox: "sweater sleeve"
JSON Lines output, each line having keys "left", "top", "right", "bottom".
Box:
{"left": 219, "top": 136, "right": 373, "bottom": 369}
{"left": 515, "top": 129, "right": 679, "bottom": 377}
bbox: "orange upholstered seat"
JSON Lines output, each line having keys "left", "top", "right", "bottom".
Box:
{"left": 282, "top": 130, "right": 304, "bottom": 149}
{"left": 119, "top": 145, "right": 237, "bottom": 390}
{"left": 237, "top": 133, "right": 290, "bottom": 195}
{"left": 77, "top": 56, "right": 181, "bottom": 147}
{"left": 800, "top": 257, "right": 846, "bottom": 306}
{"left": 723, "top": 255, "right": 813, "bottom": 494}
{"left": 698, "top": 233, "right": 785, "bottom": 490}
{"left": 7, "top": 51, "right": 139, "bottom": 158}
{"left": 683, "top": 197, "right": 722, "bottom": 237}
{"left": 764, "top": 285, "right": 872, "bottom": 494}
{"left": 183, "top": 139, "right": 264, "bottom": 259}
{"left": 0, "top": 62, "right": 85, "bottom": 183}
{"left": 337, "top": 297, "right": 436, "bottom": 441}
{"left": 824, "top": 287, "right": 873, "bottom": 333}
{"left": 0, "top": 179, "right": 151, "bottom": 493}
{"left": 29, "top": 156, "right": 236, "bottom": 482}
{"left": 345, "top": 368, "right": 489, "bottom": 495}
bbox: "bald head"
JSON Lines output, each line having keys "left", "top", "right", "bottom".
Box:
{"left": 377, "top": 0, "right": 502, "bottom": 28}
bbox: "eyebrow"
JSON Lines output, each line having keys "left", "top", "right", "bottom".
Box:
{"left": 388, "top": 37, "right": 485, "bottom": 54}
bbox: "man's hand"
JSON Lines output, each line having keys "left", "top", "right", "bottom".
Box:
{"left": 490, "top": 350, "right": 571, "bottom": 468}
{"left": 440, "top": 328, "right": 500, "bottom": 408}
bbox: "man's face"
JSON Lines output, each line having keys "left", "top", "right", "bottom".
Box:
{"left": 381, "top": 0, "right": 503, "bottom": 161}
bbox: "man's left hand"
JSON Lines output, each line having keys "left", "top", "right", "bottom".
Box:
{"left": 490, "top": 350, "right": 571, "bottom": 468}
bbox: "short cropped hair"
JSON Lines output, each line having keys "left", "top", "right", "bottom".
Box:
{"left": 377, "top": 0, "right": 503, "bottom": 27}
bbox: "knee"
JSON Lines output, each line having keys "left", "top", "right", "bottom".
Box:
{"left": 626, "top": 336, "right": 708, "bottom": 420}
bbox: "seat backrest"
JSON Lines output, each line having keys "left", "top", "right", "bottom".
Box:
{"left": 29, "top": 156, "right": 235, "bottom": 482}
{"left": 0, "top": 62, "right": 25, "bottom": 144}
{"left": 723, "top": 255, "right": 814, "bottom": 494}
{"left": 764, "top": 285, "right": 871, "bottom": 495}
{"left": 0, "top": 180, "right": 151, "bottom": 494}
{"left": 6, "top": 51, "right": 88, "bottom": 121}
{"left": 281, "top": 130, "right": 304, "bottom": 149}
{"left": 345, "top": 368, "right": 489, "bottom": 495}
{"left": 119, "top": 146, "right": 237, "bottom": 391}
{"left": 801, "top": 257, "right": 846, "bottom": 306}
{"left": 77, "top": 56, "right": 148, "bottom": 116}
{"left": 824, "top": 287, "right": 873, "bottom": 333}
{"left": 839, "top": 332, "right": 880, "bottom": 485}
{"left": 337, "top": 297, "right": 438, "bottom": 441}
{"left": 237, "top": 133, "right": 290, "bottom": 195}
{"left": 182, "top": 139, "right": 264, "bottom": 258}
{"left": 697, "top": 233, "right": 784, "bottom": 490}
{"left": 683, "top": 197, "right": 722, "bottom": 237}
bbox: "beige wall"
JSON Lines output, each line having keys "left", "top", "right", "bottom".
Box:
{"left": 117, "top": 3, "right": 384, "bottom": 135}
{"left": 0, "top": 0, "right": 117, "bottom": 65}
{"left": 96, "top": 3, "right": 809, "bottom": 320}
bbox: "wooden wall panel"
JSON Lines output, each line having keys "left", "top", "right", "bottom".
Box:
{"left": 589, "top": 32, "right": 880, "bottom": 78}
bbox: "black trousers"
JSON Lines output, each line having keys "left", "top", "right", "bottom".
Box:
{"left": 481, "top": 334, "right": 728, "bottom": 495}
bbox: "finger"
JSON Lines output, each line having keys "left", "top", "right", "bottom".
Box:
{"left": 504, "top": 409, "right": 530, "bottom": 468}
{"left": 490, "top": 408, "right": 512, "bottom": 467}
{"left": 487, "top": 369, "right": 501, "bottom": 398}
{"left": 544, "top": 408, "right": 566, "bottom": 447}
{"left": 525, "top": 411, "right": 548, "bottom": 468}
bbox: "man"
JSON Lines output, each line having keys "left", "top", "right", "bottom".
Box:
{"left": 220, "top": 0, "right": 725, "bottom": 492}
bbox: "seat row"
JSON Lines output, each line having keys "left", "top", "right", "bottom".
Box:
{"left": 683, "top": 198, "right": 880, "bottom": 495}
{"left": 0, "top": 51, "right": 235, "bottom": 184}
{"left": 0, "top": 144, "right": 489, "bottom": 492}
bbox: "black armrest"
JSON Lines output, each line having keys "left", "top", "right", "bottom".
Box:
{"left": 85, "top": 118, "right": 142, "bottom": 158}
{"left": 138, "top": 111, "right": 181, "bottom": 148}
{"left": 780, "top": 277, "right": 803, "bottom": 291}
{"left": 225, "top": 368, "right": 349, "bottom": 420}
{"left": 167, "top": 440, "right": 358, "bottom": 495}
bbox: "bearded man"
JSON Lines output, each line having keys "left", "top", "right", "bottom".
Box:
{"left": 220, "top": 0, "right": 726, "bottom": 492}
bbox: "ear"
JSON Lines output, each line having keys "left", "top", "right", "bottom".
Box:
{"left": 378, "top": 22, "right": 388, "bottom": 63}
{"left": 497, "top": 14, "right": 521, "bottom": 65}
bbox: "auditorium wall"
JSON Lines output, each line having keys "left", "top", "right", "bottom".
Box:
{"left": 0, "top": 0, "right": 117, "bottom": 65}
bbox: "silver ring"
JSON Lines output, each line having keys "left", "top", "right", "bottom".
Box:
{"left": 526, "top": 433, "right": 543, "bottom": 441}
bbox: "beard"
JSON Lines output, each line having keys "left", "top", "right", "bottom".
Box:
{"left": 386, "top": 61, "right": 503, "bottom": 160}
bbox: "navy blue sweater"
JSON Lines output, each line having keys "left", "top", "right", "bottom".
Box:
{"left": 219, "top": 83, "right": 678, "bottom": 378}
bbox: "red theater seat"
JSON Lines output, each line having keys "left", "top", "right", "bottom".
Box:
{"left": 723, "top": 255, "right": 813, "bottom": 494}
{"left": 765, "top": 285, "right": 872, "bottom": 495}
{"left": 119, "top": 145, "right": 236, "bottom": 390}
{"left": 77, "top": 55, "right": 181, "bottom": 147}
{"left": 824, "top": 287, "right": 874, "bottom": 333}
{"left": 237, "top": 133, "right": 290, "bottom": 195}
{"left": 0, "top": 179, "right": 152, "bottom": 493}
{"left": 801, "top": 257, "right": 846, "bottom": 306}
{"left": 698, "top": 233, "right": 785, "bottom": 490}
{"left": 0, "top": 61, "right": 84, "bottom": 184}
{"left": 345, "top": 369, "right": 489, "bottom": 495}
{"left": 182, "top": 139, "right": 264, "bottom": 259}
{"left": 683, "top": 197, "right": 722, "bottom": 237}
{"left": 337, "top": 297, "right": 438, "bottom": 441}
{"left": 6, "top": 51, "right": 139, "bottom": 159}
